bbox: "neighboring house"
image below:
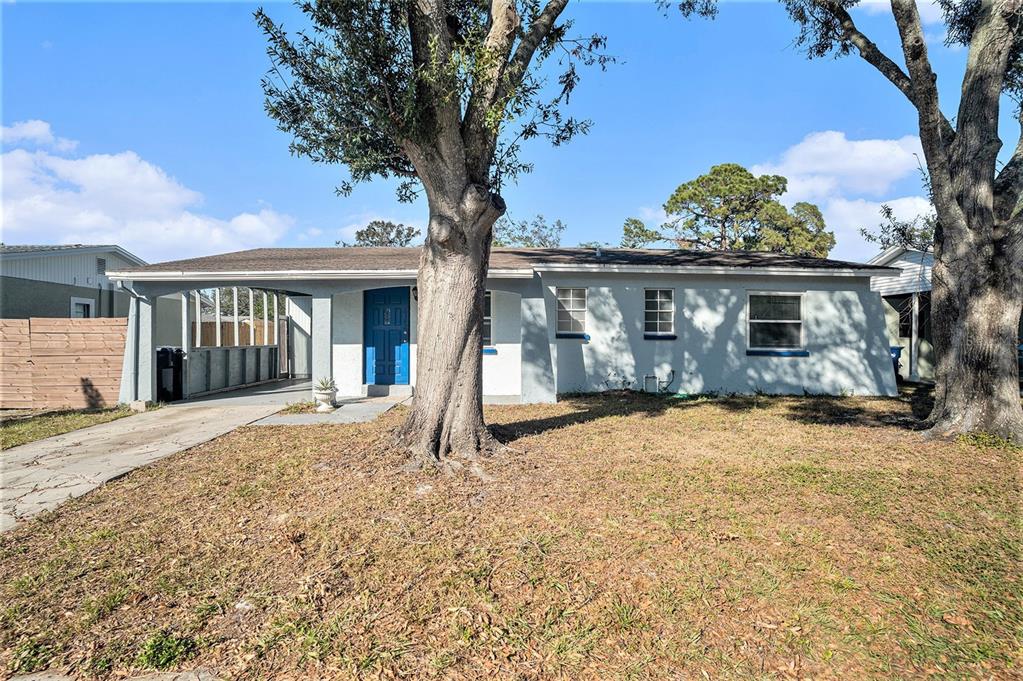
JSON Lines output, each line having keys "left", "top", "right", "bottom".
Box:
{"left": 868, "top": 246, "right": 934, "bottom": 382}
{"left": 109, "top": 247, "right": 898, "bottom": 404}
{"left": 869, "top": 245, "right": 1023, "bottom": 383}
{"left": 0, "top": 244, "right": 145, "bottom": 318}
{"left": 0, "top": 244, "right": 187, "bottom": 346}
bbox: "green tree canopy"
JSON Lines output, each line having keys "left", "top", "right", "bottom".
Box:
{"left": 492, "top": 214, "right": 565, "bottom": 247}
{"left": 620, "top": 163, "right": 835, "bottom": 257}
{"left": 338, "top": 220, "right": 421, "bottom": 247}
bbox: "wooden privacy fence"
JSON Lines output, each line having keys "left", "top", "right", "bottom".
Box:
{"left": 190, "top": 320, "right": 283, "bottom": 347}
{"left": 0, "top": 318, "right": 127, "bottom": 410}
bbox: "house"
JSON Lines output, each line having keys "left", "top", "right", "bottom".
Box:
{"left": 0, "top": 244, "right": 192, "bottom": 347}
{"left": 108, "top": 247, "right": 900, "bottom": 404}
{"left": 1, "top": 244, "right": 146, "bottom": 319}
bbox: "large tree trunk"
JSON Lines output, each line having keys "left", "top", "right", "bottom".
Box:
{"left": 395, "top": 185, "right": 505, "bottom": 465}
{"left": 926, "top": 235, "right": 1023, "bottom": 443}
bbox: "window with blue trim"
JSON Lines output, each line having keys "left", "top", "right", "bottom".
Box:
{"left": 556, "top": 288, "right": 586, "bottom": 335}
{"left": 748, "top": 293, "right": 803, "bottom": 349}
{"left": 482, "top": 291, "right": 493, "bottom": 347}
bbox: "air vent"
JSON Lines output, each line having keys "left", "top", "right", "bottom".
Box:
{"left": 96, "top": 257, "right": 106, "bottom": 275}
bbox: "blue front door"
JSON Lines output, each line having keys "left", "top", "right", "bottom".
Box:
{"left": 364, "top": 287, "right": 410, "bottom": 385}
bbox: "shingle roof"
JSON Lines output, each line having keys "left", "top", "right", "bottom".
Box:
{"left": 0, "top": 244, "right": 119, "bottom": 254}
{"left": 1, "top": 244, "right": 147, "bottom": 265}
{"left": 112, "top": 247, "right": 892, "bottom": 275}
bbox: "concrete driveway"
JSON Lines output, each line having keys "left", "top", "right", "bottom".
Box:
{"left": 0, "top": 380, "right": 312, "bottom": 532}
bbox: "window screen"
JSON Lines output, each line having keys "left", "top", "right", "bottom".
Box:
{"left": 748, "top": 294, "right": 802, "bottom": 349}
{"left": 644, "top": 289, "right": 674, "bottom": 335}
{"left": 556, "top": 288, "right": 586, "bottom": 334}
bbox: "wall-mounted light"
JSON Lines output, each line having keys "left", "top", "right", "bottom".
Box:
{"left": 411, "top": 285, "right": 418, "bottom": 301}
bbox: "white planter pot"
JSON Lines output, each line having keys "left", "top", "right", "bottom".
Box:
{"left": 313, "top": 389, "right": 336, "bottom": 412}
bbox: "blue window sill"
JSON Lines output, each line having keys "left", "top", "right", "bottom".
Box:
{"left": 556, "top": 333, "right": 589, "bottom": 340}
{"left": 747, "top": 349, "right": 810, "bottom": 357}
{"left": 482, "top": 347, "right": 498, "bottom": 355}
{"left": 644, "top": 333, "right": 677, "bottom": 341}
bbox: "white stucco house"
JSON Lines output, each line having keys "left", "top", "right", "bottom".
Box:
{"left": 109, "top": 247, "right": 900, "bottom": 404}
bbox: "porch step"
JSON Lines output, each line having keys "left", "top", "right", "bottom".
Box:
{"left": 365, "top": 384, "right": 414, "bottom": 398}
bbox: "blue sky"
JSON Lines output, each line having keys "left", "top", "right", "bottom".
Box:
{"left": 0, "top": 1, "right": 1002, "bottom": 263}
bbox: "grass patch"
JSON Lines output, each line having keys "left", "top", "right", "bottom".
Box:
{"left": 0, "top": 393, "right": 1020, "bottom": 678}
{"left": 279, "top": 400, "right": 319, "bottom": 415}
{"left": 1, "top": 406, "right": 134, "bottom": 450}
{"left": 136, "top": 630, "right": 199, "bottom": 670}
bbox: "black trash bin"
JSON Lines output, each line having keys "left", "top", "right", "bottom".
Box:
{"left": 156, "top": 347, "right": 185, "bottom": 402}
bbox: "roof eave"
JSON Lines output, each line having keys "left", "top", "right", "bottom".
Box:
{"left": 532, "top": 263, "right": 897, "bottom": 277}
{"left": 0, "top": 245, "right": 147, "bottom": 266}
{"left": 107, "top": 268, "right": 536, "bottom": 281}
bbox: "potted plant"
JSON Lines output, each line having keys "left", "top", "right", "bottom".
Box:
{"left": 313, "top": 377, "right": 337, "bottom": 412}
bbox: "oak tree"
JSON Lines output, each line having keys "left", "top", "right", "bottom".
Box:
{"left": 777, "top": 0, "right": 1023, "bottom": 442}
{"left": 257, "top": 0, "right": 618, "bottom": 463}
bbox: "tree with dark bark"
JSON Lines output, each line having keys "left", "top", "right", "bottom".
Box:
{"left": 492, "top": 213, "right": 566, "bottom": 247}
{"left": 667, "top": 0, "right": 1023, "bottom": 443}
{"left": 338, "top": 220, "right": 422, "bottom": 247}
{"left": 257, "top": 0, "right": 622, "bottom": 463}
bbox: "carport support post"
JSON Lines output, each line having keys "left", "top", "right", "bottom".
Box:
{"left": 248, "top": 288, "right": 255, "bottom": 345}
{"left": 232, "top": 287, "right": 240, "bottom": 346}
{"left": 272, "top": 293, "right": 279, "bottom": 345}
{"left": 262, "top": 291, "right": 269, "bottom": 345}
{"left": 180, "top": 291, "right": 192, "bottom": 398}
{"left": 194, "top": 290, "right": 202, "bottom": 347}
{"left": 214, "top": 288, "right": 222, "bottom": 347}
{"left": 910, "top": 292, "right": 920, "bottom": 382}
{"left": 137, "top": 295, "right": 157, "bottom": 402}
{"left": 311, "top": 294, "right": 332, "bottom": 395}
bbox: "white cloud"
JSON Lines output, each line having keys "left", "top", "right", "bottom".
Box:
{"left": 856, "top": 0, "right": 944, "bottom": 24}
{"left": 1, "top": 120, "right": 78, "bottom": 152}
{"left": 753, "top": 131, "right": 924, "bottom": 202}
{"left": 754, "top": 131, "right": 932, "bottom": 260}
{"left": 1, "top": 125, "right": 294, "bottom": 261}
{"left": 821, "top": 195, "right": 933, "bottom": 262}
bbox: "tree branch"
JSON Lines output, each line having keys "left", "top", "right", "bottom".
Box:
{"left": 951, "top": 0, "right": 1017, "bottom": 230}
{"left": 496, "top": 0, "right": 570, "bottom": 106}
{"left": 821, "top": 1, "right": 955, "bottom": 146}
{"left": 890, "top": 0, "right": 964, "bottom": 232}
{"left": 463, "top": 0, "right": 521, "bottom": 183}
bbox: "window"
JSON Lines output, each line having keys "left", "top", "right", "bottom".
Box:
{"left": 556, "top": 287, "right": 586, "bottom": 336}
{"left": 482, "top": 291, "right": 493, "bottom": 347}
{"left": 96, "top": 257, "right": 107, "bottom": 275}
{"left": 70, "top": 297, "right": 94, "bottom": 318}
{"left": 748, "top": 293, "right": 802, "bottom": 349}
{"left": 644, "top": 289, "right": 674, "bottom": 336}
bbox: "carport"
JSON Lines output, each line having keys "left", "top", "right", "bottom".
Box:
{"left": 108, "top": 273, "right": 309, "bottom": 404}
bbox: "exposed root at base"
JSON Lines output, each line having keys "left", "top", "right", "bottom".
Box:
{"left": 393, "top": 424, "right": 514, "bottom": 476}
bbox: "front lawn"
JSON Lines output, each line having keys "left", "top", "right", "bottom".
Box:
{"left": 0, "top": 406, "right": 135, "bottom": 450}
{"left": 1, "top": 392, "right": 1019, "bottom": 678}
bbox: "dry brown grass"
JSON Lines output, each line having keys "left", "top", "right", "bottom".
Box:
{"left": 1, "top": 392, "right": 1020, "bottom": 679}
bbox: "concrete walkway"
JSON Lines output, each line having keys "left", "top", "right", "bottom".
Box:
{"left": 253, "top": 394, "right": 408, "bottom": 425}
{"left": 1, "top": 403, "right": 281, "bottom": 531}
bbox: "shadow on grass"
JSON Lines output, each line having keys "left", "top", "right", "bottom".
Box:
{"left": 492, "top": 385, "right": 934, "bottom": 441}
{"left": 781, "top": 382, "right": 933, "bottom": 431}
